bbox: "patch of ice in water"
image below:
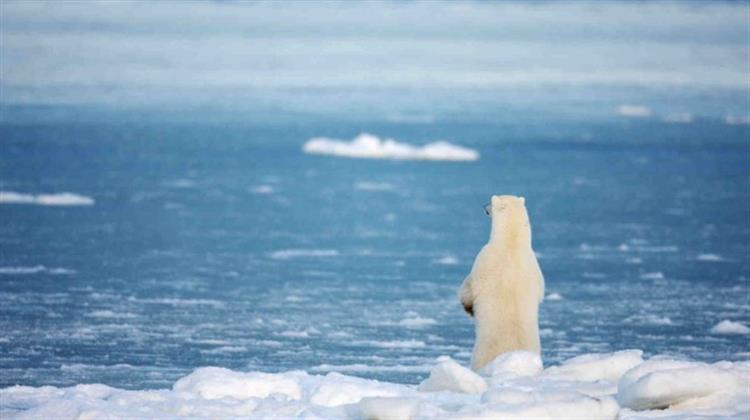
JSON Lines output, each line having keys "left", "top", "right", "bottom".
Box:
{"left": 640, "top": 272, "right": 664, "bottom": 280}
{"left": 86, "top": 310, "right": 138, "bottom": 319}
{"left": 278, "top": 330, "right": 311, "bottom": 338}
{"left": 624, "top": 314, "right": 673, "bottom": 326}
{"left": 0, "top": 266, "right": 76, "bottom": 275}
{"left": 546, "top": 292, "right": 564, "bottom": 301}
{"left": 724, "top": 114, "right": 750, "bottom": 125}
{"left": 303, "top": 133, "right": 479, "bottom": 161}
{"left": 249, "top": 185, "right": 274, "bottom": 194}
{"left": 397, "top": 316, "right": 438, "bottom": 328}
{"left": 270, "top": 249, "right": 340, "bottom": 260}
{"left": 353, "top": 181, "right": 395, "bottom": 191}
{"left": 696, "top": 253, "right": 724, "bottom": 262}
{"left": 0, "top": 191, "right": 94, "bottom": 206}
{"left": 616, "top": 105, "right": 652, "bottom": 118}
{"left": 352, "top": 340, "right": 426, "bottom": 349}
{"left": 164, "top": 179, "right": 196, "bottom": 188}
{"left": 433, "top": 255, "right": 459, "bottom": 265}
{"left": 710, "top": 320, "right": 750, "bottom": 335}
{"left": 200, "top": 346, "right": 248, "bottom": 354}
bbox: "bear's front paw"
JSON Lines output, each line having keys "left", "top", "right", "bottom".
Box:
{"left": 462, "top": 303, "right": 474, "bottom": 317}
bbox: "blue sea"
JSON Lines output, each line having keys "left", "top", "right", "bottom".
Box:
{"left": 1, "top": 0, "right": 749, "bottom": 391}
{"left": 2, "top": 92, "right": 749, "bottom": 389}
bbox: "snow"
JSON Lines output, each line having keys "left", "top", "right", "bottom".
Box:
{"left": 617, "top": 358, "right": 749, "bottom": 413}
{"left": 543, "top": 350, "right": 644, "bottom": 383}
{"left": 710, "top": 320, "right": 750, "bottom": 335}
{"left": 302, "top": 133, "right": 479, "bottom": 161}
{"left": 0, "top": 191, "right": 94, "bottom": 206}
{"left": 2, "top": 350, "right": 748, "bottom": 419}
{"left": 417, "top": 356, "right": 487, "bottom": 394}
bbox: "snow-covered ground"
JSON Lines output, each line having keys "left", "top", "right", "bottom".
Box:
{"left": 2, "top": 350, "right": 747, "bottom": 419}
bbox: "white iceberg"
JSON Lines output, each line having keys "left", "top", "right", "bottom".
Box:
{"left": 302, "top": 133, "right": 479, "bottom": 161}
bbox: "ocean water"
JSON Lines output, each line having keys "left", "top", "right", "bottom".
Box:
{"left": 1, "top": 0, "right": 749, "bottom": 394}
{"left": 1, "top": 101, "right": 748, "bottom": 389}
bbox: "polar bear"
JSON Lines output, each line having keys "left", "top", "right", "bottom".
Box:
{"left": 459, "top": 195, "right": 545, "bottom": 371}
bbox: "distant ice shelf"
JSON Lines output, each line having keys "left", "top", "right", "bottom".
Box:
{"left": 2, "top": 350, "right": 747, "bottom": 419}
{"left": 303, "top": 133, "right": 479, "bottom": 161}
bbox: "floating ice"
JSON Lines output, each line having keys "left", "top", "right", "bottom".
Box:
{"left": 624, "top": 314, "right": 673, "bottom": 326}
{"left": 616, "top": 105, "right": 652, "bottom": 118}
{"left": 0, "top": 266, "right": 76, "bottom": 275}
{"left": 546, "top": 292, "right": 564, "bottom": 301}
{"left": 354, "top": 181, "right": 395, "bottom": 191}
{"left": 724, "top": 115, "right": 750, "bottom": 125}
{"left": 696, "top": 253, "right": 724, "bottom": 262}
{"left": 249, "top": 185, "right": 274, "bottom": 194}
{"left": 0, "top": 191, "right": 94, "bottom": 206}
{"left": 710, "top": 320, "right": 750, "bottom": 335}
{"left": 2, "top": 351, "right": 748, "bottom": 419}
{"left": 397, "top": 316, "right": 438, "bottom": 328}
{"left": 433, "top": 255, "right": 459, "bottom": 265}
{"left": 640, "top": 272, "right": 664, "bottom": 280}
{"left": 302, "top": 133, "right": 479, "bottom": 161}
{"left": 270, "top": 249, "right": 340, "bottom": 260}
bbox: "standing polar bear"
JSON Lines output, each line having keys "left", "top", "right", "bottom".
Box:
{"left": 459, "top": 195, "right": 545, "bottom": 370}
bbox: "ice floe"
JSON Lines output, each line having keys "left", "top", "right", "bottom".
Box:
{"left": 2, "top": 350, "right": 747, "bottom": 419}
{"left": 710, "top": 320, "right": 750, "bottom": 335}
{"left": 302, "top": 133, "right": 479, "bottom": 161}
{"left": 0, "top": 191, "right": 94, "bottom": 206}
{"left": 270, "top": 249, "right": 340, "bottom": 260}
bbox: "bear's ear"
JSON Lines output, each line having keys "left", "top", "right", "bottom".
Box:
{"left": 519, "top": 196, "right": 526, "bottom": 204}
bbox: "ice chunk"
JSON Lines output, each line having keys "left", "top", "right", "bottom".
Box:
{"left": 477, "top": 389, "right": 619, "bottom": 419}
{"left": 0, "top": 191, "right": 94, "bottom": 206}
{"left": 358, "top": 397, "right": 420, "bottom": 420}
{"left": 544, "top": 350, "right": 644, "bottom": 382}
{"left": 479, "top": 351, "right": 543, "bottom": 378}
{"left": 173, "top": 367, "right": 301, "bottom": 400}
{"left": 310, "top": 372, "right": 410, "bottom": 407}
{"left": 710, "top": 320, "right": 750, "bottom": 335}
{"left": 418, "top": 357, "right": 487, "bottom": 394}
{"left": 617, "top": 358, "right": 750, "bottom": 411}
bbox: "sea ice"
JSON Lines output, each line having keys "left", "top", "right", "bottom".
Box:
{"left": 302, "top": 133, "right": 479, "bottom": 161}
{"left": 0, "top": 191, "right": 94, "bottom": 206}
{"left": 710, "top": 320, "right": 750, "bottom": 335}
{"left": 2, "top": 351, "right": 748, "bottom": 419}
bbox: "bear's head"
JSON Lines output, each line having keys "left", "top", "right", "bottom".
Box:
{"left": 486, "top": 195, "right": 531, "bottom": 244}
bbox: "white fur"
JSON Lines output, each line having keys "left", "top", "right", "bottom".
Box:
{"left": 459, "top": 195, "right": 545, "bottom": 370}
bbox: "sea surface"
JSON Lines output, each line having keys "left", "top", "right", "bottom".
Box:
{"left": 1, "top": 95, "right": 748, "bottom": 389}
